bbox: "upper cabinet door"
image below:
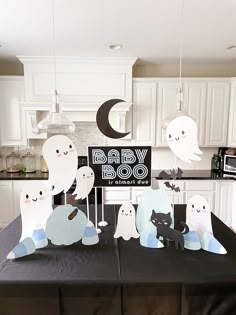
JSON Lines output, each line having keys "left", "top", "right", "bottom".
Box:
{"left": 156, "top": 81, "right": 179, "bottom": 146}
{"left": 132, "top": 80, "right": 157, "bottom": 145}
{"left": 205, "top": 81, "right": 230, "bottom": 146}
{"left": 228, "top": 80, "right": 236, "bottom": 147}
{"left": 183, "top": 81, "right": 206, "bottom": 147}
{"left": 0, "top": 77, "right": 26, "bottom": 146}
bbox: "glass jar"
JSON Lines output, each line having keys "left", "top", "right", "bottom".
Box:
{"left": 21, "top": 152, "right": 36, "bottom": 173}
{"left": 6, "top": 152, "right": 21, "bottom": 173}
{"left": 40, "top": 156, "right": 48, "bottom": 173}
{"left": 0, "top": 153, "right": 3, "bottom": 172}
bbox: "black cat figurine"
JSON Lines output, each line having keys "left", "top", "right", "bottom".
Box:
{"left": 150, "top": 210, "right": 189, "bottom": 250}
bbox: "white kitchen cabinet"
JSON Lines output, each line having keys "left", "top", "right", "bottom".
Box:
{"left": 205, "top": 81, "right": 230, "bottom": 146}
{"left": 0, "top": 76, "right": 26, "bottom": 146}
{"left": 132, "top": 80, "right": 156, "bottom": 145}
{"left": 228, "top": 79, "right": 236, "bottom": 146}
{"left": 215, "top": 181, "right": 234, "bottom": 227}
{"left": 0, "top": 181, "right": 14, "bottom": 228}
{"left": 104, "top": 187, "right": 132, "bottom": 205}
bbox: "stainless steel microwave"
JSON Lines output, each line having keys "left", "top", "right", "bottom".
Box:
{"left": 223, "top": 155, "right": 236, "bottom": 173}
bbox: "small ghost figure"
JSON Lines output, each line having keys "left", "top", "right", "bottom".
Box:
{"left": 114, "top": 203, "right": 139, "bottom": 241}
{"left": 72, "top": 166, "right": 95, "bottom": 200}
{"left": 166, "top": 116, "right": 202, "bottom": 163}
{"left": 42, "top": 135, "right": 78, "bottom": 195}
{"left": 20, "top": 181, "right": 53, "bottom": 241}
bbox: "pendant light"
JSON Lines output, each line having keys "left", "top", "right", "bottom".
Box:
{"left": 38, "top": 0, "right": 75, "bottom": 134}
{"left": 162, "top": 0, "right": 190, "bottom": 130}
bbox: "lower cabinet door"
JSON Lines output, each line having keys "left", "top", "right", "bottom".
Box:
{"left": 0, "top": 181, "right": 14, "bottom": 228}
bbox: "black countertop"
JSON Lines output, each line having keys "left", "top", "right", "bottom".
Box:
{"left": 0, "top": 170, "right": 48, "bottom": 180}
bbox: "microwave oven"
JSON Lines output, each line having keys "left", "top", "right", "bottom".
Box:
{"left": 223, "top": 155, "right": 236, "bottom": 173}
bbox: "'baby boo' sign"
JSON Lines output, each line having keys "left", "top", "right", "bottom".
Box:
{"left": 88, "top": 146, "right": 151, "bottom": 187}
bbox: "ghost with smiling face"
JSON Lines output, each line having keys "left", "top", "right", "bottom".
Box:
{"left": 20, "top": 181, "right": 53, "bottom": 241}
{"left": 166, "top": 116, "right": 202, "bottom": 164}
{"left": 72, "top": 166, "right": 95, "bottom": 200}
{"left": 42, "top": 135, "right": 78, "bottom": 195}
{"left": 114, "top": 203, "right": 140, "bottom": 241}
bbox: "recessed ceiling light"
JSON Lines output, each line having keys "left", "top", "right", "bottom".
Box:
{"left": 109, "top": 44, "right": 122, "bottom": 50}
{"left": 226, "top": 45, "right": 236, "bottom": 51}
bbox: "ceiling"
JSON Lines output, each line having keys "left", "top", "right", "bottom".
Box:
{"left": 0, "top": 0, "right": 236, "bottom": 65}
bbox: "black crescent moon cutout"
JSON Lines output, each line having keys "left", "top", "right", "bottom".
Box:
{"left": 96, "top": 99, "right": 131, "bottom": 139}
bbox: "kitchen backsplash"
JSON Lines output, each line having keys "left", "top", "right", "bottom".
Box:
{"left": 0, "top": 122, "right": 217, "bottom": 171}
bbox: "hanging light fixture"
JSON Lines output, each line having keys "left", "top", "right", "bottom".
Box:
{"left": 38, "top": 0, "right": 75, "bottom": 134}
{"left": 162, "top": 0, "right": 190, "bottom": 130}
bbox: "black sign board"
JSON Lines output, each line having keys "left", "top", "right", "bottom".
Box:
{"left": 88, "top": 146, "right": 151, "bottom": 187}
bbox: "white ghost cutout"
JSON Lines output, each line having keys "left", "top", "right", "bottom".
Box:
{"left": 42, "top": 135, "right": 78, "bottom": 195}
{"left": 72, "top": 166, "right": 95, "bottom": 200}
{"left": 166, "top": 116, "right": 202, "bottom": 163}
{"left": 186, "top": 195, "right": 213, "bottom": 237}
{"left": 20, "top": 181, "right": 53, "bottom": 241}
{"left": 114, "top": 203, "right": 140, "bottom": 241}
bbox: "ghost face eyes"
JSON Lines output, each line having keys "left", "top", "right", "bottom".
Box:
{"left": 56, "top": 143, "right": 75, "bottom": 158}
{"left": 191, "top": 204, "right": 207, "bottom": 213}
{"left": 24, "top": 191, "right": 45, "bottom": 203}
{"left": 168, "top": 130, "right": 186, "bottom": 142}
{"left": 121, "top": 209, "right": 133, "bottom": 216}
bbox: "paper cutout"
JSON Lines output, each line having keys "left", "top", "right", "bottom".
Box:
{"left": 45, "top": 205, "right": 88, "bottom": 245}
{"left": 158, "top": 168, "right": 183, "bottom": 180}
{"left": 140, "top": 230, "right": 164, "bottom": 248}
{"left": 185, "top": 195, "right": 227, "bottom": 254}
{"left": 96, "top": 99, "right": 130, "bottom": 139}
{"left": 20, "top": 181, "right": 53, "bottom": 241}
{"left": 166, "top": 116, "right": 202, "bottom": 163}
{"left": 7, "top": 237, "right": 36, "bottom": 260}
{"left": 82, "top": 221, "right": 99, "bottom": 245}
{"left": 150, "top": 211, "right": 189, "bottom": 250}
{"left": 31, "top": 225, "right": 48, "bottom": 249}
{"left": 164, "top": 181, "right": 180, "bottom": 192}
{"left": 114, "top": 203, "right": 139, "bottom": 241}
{"left": 136, "top": 188, "right": 173, "bottom": 236}
{"left": 72, "top": 166, "right": 95, "bottom": 200}
{"left": 42, "top": 135, "right": 78, "bottom": 195}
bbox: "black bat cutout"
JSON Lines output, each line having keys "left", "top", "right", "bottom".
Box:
{"left": 158, "top": 168, "right": 183, "bottom": 180}
{"left": 164, "top": 181, "right": 181, "bottom": 192}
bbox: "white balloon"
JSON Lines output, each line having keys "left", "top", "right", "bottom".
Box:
{"left": 42, "top": 135, "right": 78, "bottom": 195}
{"left": 114, "top": 203, "right": 139, "bottom": 241}
{"left": 166, "top": 116, "right": 202, "bottom": 163}
{"left": 186, "top": 195, "right": 213, "bottom": 237}
{"left": 72, "top": 166, "right": 95, "bottom": 200}
{"left": 20, "top": 181, "right": 53, "bottom": 241}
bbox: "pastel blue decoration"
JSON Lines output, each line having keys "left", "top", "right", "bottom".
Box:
{"left": 136, "top": 188, "right": 173, "bottom": 235}
{"left": 45, "top": 204, "right": 88, "bottom": 246}
{"left": 32, "top": 225, "right": 48, "bottom": 249}
{"left": 7, "top": 237, "right": 36, "bottom": 260}
{"left": 184, "top": 231, "right": 201, "bottom": 250}
{"left": 82, "top": 221, "right": 99, "bottom": 246}
{"left": 201, "top": 232, "right": 227, "bottom": 255}
{"left": 140, "top": 230, "right": 164, "bottom": 249}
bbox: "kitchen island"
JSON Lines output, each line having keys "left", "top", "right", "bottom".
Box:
{"left": 0, "top": 205, "right": 235, "bottom": 315}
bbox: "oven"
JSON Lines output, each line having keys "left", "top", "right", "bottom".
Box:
{"left": 53, "top": 156, "right": 102, "bottom": 206}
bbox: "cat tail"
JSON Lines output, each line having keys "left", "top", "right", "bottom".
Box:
{"left": 180, "top": 221, "right": 189, "bottom": 235}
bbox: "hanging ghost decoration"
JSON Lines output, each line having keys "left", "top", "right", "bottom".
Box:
{"left": 72, "top": 166, "right": 95, "bottom": 200}
{"left": 166, "top": 116, "right": 202, "bottom": 163}
{"left": 114, "top": 203, "right": 139, "bottom": 241}
{"left": 42, "top": 135, "right": 78, "bottom": 195}
{"left": 20, "top": 181, "right": 53, "bottom": 243}
{"left": 185, "top": 195, "right": 227, "bottom": 254}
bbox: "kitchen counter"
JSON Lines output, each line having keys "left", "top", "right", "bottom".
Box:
{"left": 152, "top": 169, "right": 235, "bottom": 180}
{"left": 0, "top": 170, "right": 48, "bottom": 180}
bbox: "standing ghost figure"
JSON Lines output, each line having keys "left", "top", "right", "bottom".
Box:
{"left": 42, "top": 135, "right": 78, "bottom": 195}
{"left": 20, "top": 181, "right": 53, "bottom": 241}
{"left": 166, "top": 116, "right": 202, "bottom": 163}
{"left": 186, "top": 195, "right": 213, "bottom": 237}
{"left": 114, "top": 203, "right": 139, "bottom": 241}
{"left": 72, "top": 166, "right": 95, "bottom": 200}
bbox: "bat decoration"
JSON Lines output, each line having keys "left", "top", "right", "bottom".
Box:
{"left": 164, "top": 181, "right": 180, "bottom": 192}
{"left": 158, "top": 168, "right": 183, "bottom": 180}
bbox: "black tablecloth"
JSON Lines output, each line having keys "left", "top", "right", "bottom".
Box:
{"left": 0, "top": 204, "right": 235, "bottom": 315}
